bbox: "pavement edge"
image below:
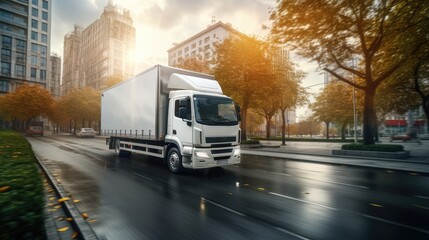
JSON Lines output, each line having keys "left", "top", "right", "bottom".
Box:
{"left": 33, "top": 152, "right": 99, "bottom": 240}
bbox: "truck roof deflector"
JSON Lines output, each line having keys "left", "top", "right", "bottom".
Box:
{"left": 167, "top": 73, "right": 223, "bottom": 94}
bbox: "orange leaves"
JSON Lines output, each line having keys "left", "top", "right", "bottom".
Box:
{"left": 0, "top": 186, "right": 11, "bottom": 193}
{"left": 58, "top": 197, "right": 70, "bottom": 203}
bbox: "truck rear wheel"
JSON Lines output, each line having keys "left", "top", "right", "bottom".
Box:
{"left": 114, "top": 139, "right": 131, "bottom": 157}
{"left": 167, "top": 147, "right": 183, "bottom": 173}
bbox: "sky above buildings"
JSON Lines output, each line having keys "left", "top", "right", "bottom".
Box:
{"left": 51, "top": 0, "right": 323, "bottom": 119}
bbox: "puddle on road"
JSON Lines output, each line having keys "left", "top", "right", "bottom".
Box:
{"left": 43, "top": 159, "right": 100, "bottom": 226}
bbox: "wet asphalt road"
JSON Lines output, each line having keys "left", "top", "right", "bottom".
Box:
{"left": 28, "top": 135, "right": 429, "bottom": 240}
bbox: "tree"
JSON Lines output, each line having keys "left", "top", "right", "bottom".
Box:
{"left": 213, "top": 36, "right": 275, "bottom": 140}
{"left": 1, "top": 84, "right": 54, "bottom": 129}
{"left": 56, "top": 87, "right": 101, "bottom": 133}
{"left": 104, "top": 74, "right": 125, "bottom": 89}
{"left": 174, "top": 57, "right": 211, "bottom": 75}
{"left": 270, "top": 0, "right": 429, "bottom": 144}
{"left": 270, "top": 52, "right": 307, "bottom": 144}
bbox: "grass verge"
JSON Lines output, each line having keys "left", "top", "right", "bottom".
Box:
{"left": 0, "top": 130, "right": 46, "bottom": 239}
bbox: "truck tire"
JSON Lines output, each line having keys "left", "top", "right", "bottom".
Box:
{"left": 167, "top": 147, "right": 183, "bottom": 173}
{"left": 114, "top": 139, "right": 131, "bottom": 157}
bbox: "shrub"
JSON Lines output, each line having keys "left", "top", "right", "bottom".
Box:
{"left": 0, "top": 131, "right": 45, "bottom": 239}
{"left": 241, "top": 140, "right": 260, "bottom": 144}
{"left": 341, "top": 143, "right": 404, "bottom": 152}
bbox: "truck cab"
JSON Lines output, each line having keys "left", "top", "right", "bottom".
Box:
{"left": 166, "top": 90, "right": 241, "bottom": 172}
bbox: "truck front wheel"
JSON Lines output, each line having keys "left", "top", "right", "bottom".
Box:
{"left": 167, "top": 147, "right": 183, "bottom": 173}
{"left": 114, "top": 139, "right": 131, "bottom": 157}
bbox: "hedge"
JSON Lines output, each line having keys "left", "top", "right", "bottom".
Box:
{"left": 0, "top": 131, "right": 46, "bottom": 239}
{"left": 341, "top": 143, "right": 404, "bottom": 152}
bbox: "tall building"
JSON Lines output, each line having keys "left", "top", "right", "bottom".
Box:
{"left": 49, "top": 52, "right": 60, "bottom": 98}
{"left": 167, "top": 21, "right": 244, "bottom": 66}
{"left": 62, "top": 1, "right": 135, "bottom": 94}
{"left": 0, "top": 0, "right": 52, "bottom": 95}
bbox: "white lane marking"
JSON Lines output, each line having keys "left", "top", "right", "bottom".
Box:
{"left": 414, "top": 204, "right": 429, "bottom": 210}
{"left": 357, "top": 213, "right": 429, "bottom": 235}
{"left": 416, "top": 195, "right": 429, "bottom": 200}
{"left": 269, "top": 192, "right": 338, "bottom": 211}
{"left": 310, "top": 178, "right": 368, "bottom": 189}
{"left": 129, "top": 171, "right": 153, "bottom": 181}
{"left": 275, "top": 227, "right": 311, "bottom": 240}
{"left": 202, "top": 198, "right": 246, "bottom": 217}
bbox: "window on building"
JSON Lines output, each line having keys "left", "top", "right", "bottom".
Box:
{"left": 178, "top": 50, "right": 182, "bottom": 56}
{"left": 199, "top": 40, "right": 202, "bottom": 45}
{"left": 42, "top": 0, "right": 48, "bottom": 9}
{"left": 16, "top": 52, "right": 25, "bottom": 64}
{"left": 40, "top": 69, "right": 46, "bottom": 81}
{"left": 15, "top": 64, "right": 25, "bottom": 78}
{"left": 30, "top": 68, "right": 37, "bottom": 79}
{"left": 32, "top": 0, "right": 38, "bottom": 6}
{"left": 31, "top": 19, "right": 38, "bottom": 29}
{"left": 1, "top": 49, "right": 11, "bottom": 61}
{"left": 16, "top": 39, "right": 26, "bottom": 51}
{"left": 0, "top": 80, "right": 9, "bottom": 92}
{"left": 1, "top": 36, "right": 12, "bottom": 48}
{"left": 185, "top": 47, "right": 189, "bottom": 52}
{"left": 40, "top": 45, "right": 46, "bottom": 55}
{"left": 42, "top": 22, "right": 47, "bottom": 32}
{"left": 42, "top": 11, "right": 48, "bottom": 20}
{"left": 31, "top": 31, "right": 38, "bottom": 41}
{"left": 31, "top": 43, "right": 38, "bottom": 53}
{"left": 1, "top": 62, "right": 11, "bottom": 76}
{"left": 191, "top": 43, "right": 196, "bottom": 49}
{"left": 32, "top": 8, "right": 38, "bottom": 17}
{"left": 41, "top": 34, "right": 47, "bottom": 43}
{"left": 204, "top": 36, "right": 210, "bottom": 43}
{"left": 31, "top": 55, "right": 37, "bottom": 65}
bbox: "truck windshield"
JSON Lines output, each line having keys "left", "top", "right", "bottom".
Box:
{"left": 194, "top": 95, "right": 238, "bottom": 126}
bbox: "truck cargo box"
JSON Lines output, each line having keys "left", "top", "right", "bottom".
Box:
{"left": 101, "top": 65, "right": 219, "bottom": 140}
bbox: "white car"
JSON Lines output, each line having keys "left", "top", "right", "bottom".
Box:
{"left": 77, "top": 128, "right": 96, "bottom": 138}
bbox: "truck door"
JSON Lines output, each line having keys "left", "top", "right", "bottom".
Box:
{"left": 172, "top": 98, "right": 193, "bottom": 147}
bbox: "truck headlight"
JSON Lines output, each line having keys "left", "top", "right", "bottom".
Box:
{"left": 195, "top": 150, "right": 211, "bottom": 159}
{"left": 233, "top": 148, "right": 240, "bottom": 156}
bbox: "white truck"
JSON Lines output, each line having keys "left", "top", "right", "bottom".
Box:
{"left": 101, "top": 65, "right": 241, "bottom": 173}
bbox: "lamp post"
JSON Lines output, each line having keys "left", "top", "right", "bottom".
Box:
{"left": 352, "top": 58, "right": 358, "bottom": 144}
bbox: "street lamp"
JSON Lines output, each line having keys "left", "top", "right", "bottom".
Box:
{"left": 352, "top": 59, "right": 358, "bottom": 144}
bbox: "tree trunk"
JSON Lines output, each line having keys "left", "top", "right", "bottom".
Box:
{"left": 240, "top": 106, "right": 248, "bottom": 140}
{"left": 325, "top": 121, "right": 330, "bottom": 140}
{"left": 266, "top": 116, "right": 271, "bottom": 139}
{"left": 341, "top": 124, "right": 346, "bottom": 140}
{"left": 281, "top": 109, "right": 286, "bottom": 145}
{"left": 363, "top": 87, "right": 377, "bottom": 145}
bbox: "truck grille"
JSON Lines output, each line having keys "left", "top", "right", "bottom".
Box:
{"left": 211, "top": 149, "right": 233, "bottom": 154}
{"left": 206, "top": 136, "right": 236, "bottom": 143}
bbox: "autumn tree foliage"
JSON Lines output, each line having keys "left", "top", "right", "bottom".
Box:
{"left": 174, "top": 57, "right": 211, "bottom": 75}
{"left": 270, "top": 0, "right": 429, "bottom": 144}
{"left": 213, "top": 36, "right": 275, "bottom": 140}
{"left": 312, "top": 81, "right": 364, "bottom": 140}
{"left": 54, "top": 87, "right": 100, "bottom": 133}
{"left": 0, "top": 84, "right": 54, "bottom": 129}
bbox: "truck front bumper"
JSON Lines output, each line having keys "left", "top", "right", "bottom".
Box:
{"left": 183, "top": 146, "right": 241, "bottom": 169}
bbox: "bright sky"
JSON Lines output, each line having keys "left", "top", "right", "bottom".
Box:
{"left": 51, "top": 0, "right": 324, "bottom": 119}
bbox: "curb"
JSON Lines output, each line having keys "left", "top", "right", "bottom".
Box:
{"left": 34, "top": 153, "right": 99, "bottom": 240}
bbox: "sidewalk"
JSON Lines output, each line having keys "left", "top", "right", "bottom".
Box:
{"left": 242, "top": 139, "right": 429, "bottom": 174}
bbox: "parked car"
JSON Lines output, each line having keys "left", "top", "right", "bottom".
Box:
{"left": 420, "top": 134, "right": 429, "bottom": 140}
{"left": 77, "top": 128, "right": 96, "bottom": 138}
{"left": 390, "top": 132, "right": 411, "bottom": 142}
{"left": 26, "top": 126, "right": 44, "bottom": 136}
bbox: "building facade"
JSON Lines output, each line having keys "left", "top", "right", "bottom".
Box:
{"left": 49, "top": 52, "right": 60, "bottom": 98}
{"left": 0, "top": 0, "right": 51, "bottom": 95}
{"left": 62, "top": 1, "right": 135, "bottom": 94}
{"left": 167, "top": 21, "right": 244, "bottom": 66}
